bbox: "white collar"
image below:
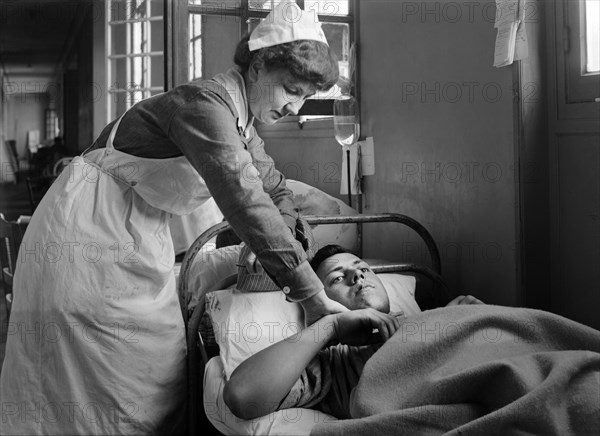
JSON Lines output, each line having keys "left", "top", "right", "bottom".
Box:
{"left": 212, "top": 67, "right": 255, "bottom": 138}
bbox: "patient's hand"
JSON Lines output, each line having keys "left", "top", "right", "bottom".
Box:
{"left": 301, "top": 289, "right": 349, "bottom": 326}
{"left": 331, "top": 308, "right": 401, "bottom": 346}
{"left": 446, "top": 295, "right": 484, "bottom": 306}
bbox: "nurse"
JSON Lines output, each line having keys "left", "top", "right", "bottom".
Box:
{"left": 0, "top": 1, "right": 345, "bottom": 434}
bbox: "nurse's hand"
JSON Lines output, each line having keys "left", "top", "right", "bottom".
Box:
{"left": 242, "top": 249, "right": 264, "bottom": 274}
{"left": 301, "top": 289, "right": 349, "bottom": 327}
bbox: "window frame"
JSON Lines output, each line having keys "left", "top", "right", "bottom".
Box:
{"left": 554, "top": 0, "right": 600, "bottom": 120}
{"left": 106, "top": 0, "right": 165, "bottom": 120}
{"left": 166, "top": 0, "right": 357, "bottom": 116}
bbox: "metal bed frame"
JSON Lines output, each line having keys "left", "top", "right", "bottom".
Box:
{"left": 177, "top": 213, "right": 450, "bottom": 435}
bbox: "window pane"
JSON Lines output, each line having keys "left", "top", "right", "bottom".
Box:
{"left": 151, "top": 55, "right": 164, "bottom": 88}
{"left": 310, "top": 22, "right": 349, "bottom": 99}
{"left": 585, "top": 0, "right": 599, "bottom": 73}
{"left": 110, "top": 91, "right": 129, "bottom": 118}
{"left": 110, "top": 57, "right": 128, "bottom": 89}
{"left": 189, "top": 14, "right": 202, "bottom": 80}
{"left": 131, "top": 0, "right": 148, "bottom": 19}
{"left": 151, "top": 20, "right": 163, "bottom": 52}
{"left": 110, "top": 0, "right": 131, "bottom": 21}
{"left": 305, "top": 0, "right": 349, "bottom": 16}
{"left": 249, "top": 0, "right": 282, "bottom": 11}
{"left": 189, "top": 39, "right": 203, "bottom": 81}
{"left": 128, "top": 86, "right": 146, "bottom": 106}
{"left": 110, "top": 23, "right": 127, "bottom": 55}
{"left": 188, "top": 0, "right": 242, "bottom": 10}
{"left": 200, "top": 14, "right": 241, "bottom": 79}
{"left": 131, "top": 21, "right": 147, "bottom": 54}
{"left": 149, "top": 0, "right": 164, "bottom": 18}
{"left": 131, "top": 56, "right": 146, "bottom": 88}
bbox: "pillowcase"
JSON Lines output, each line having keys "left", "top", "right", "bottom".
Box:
{"left": 185, "top": 244, "right": 242, "bottom": 311}
{"left": 206, "top": 273, "right": 421, "bottom": 379}
{"left": 378, "top": 274, "right": 420, "bottom": 316}
{"left": 206, "top": 289, "right": 303, "bottom": 379}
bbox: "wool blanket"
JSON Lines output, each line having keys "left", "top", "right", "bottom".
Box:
{"left": 312, "top": 305, "right": 600, "bottom": 435}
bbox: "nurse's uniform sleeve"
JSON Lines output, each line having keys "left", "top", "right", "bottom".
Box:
{"left": 245, "top": 127, "right": 299, "bottom": 234}
{"left": 167, "top": 85, "right": 323, "bottom": 302}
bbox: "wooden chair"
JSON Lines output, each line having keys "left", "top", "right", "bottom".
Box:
{"left": 0, "top": 213, "right": 28, "bottom": 318}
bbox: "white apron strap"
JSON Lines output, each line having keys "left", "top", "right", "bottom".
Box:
{"left": 105, "top": 114, "right": 125, "bottom": 153}
{"left": 80, "top": 114, "right": 125, "bottom": 156}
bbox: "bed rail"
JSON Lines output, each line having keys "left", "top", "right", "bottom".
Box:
{"left": 177, "top": 213, "right": 447, "bottom": 436}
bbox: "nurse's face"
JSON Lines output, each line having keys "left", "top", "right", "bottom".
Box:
{"left": 247, "top": 65, "right": 315, "bottom": 124}
{"left": 316, "top": 253, "right": 390, "bottom": 313}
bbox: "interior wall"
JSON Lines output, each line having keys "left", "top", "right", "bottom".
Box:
{"left": 359, "top": 0, "right": 519, "bottom": 305}
{"left": 5, "top": 93, "right": 48, "bottom": 159}
{"left": 259, "top": 119, "right": 344, "bottom": 200}
{"left": 76, "top": 6, "right": 95, "bottom": 152}
{"left": 92, "top": 0, "right": 107, "bottom": 140}
{"left": 516, "top": 0, "right": 550, "bottom": 311}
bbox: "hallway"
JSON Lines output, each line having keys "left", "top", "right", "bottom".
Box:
{"left": 0, "top": 177, "right": 33, "bottom": 374}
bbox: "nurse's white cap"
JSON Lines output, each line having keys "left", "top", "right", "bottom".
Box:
{"left": 248, "top": 0, "right": 329, "bottom": 51}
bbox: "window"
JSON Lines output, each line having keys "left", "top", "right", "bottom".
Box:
{"left": 106, "top": 0, "right": 165, "bottom": 120}
{"left": 583, "top": 0, "right": 599, "bottom": 74}
{"left": 170, "top": 0, "right": 356, "bottom": 115}
{"left": 562, "top": 0, "right": 600, "bottom": 105}
{"left": 45, "top": 109, "right": 59, "bottom": 141}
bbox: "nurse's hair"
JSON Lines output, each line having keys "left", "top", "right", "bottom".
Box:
{"left": 234, "top": 34, "right": 339, "bottom": 91}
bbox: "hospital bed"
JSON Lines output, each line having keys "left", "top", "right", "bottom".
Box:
{"left": 177, "top": 211, "right": 450, "bottom": 436}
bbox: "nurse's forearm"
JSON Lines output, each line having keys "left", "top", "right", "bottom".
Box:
{"left": 223, "top": 315, "right": 336, "bottom": 419}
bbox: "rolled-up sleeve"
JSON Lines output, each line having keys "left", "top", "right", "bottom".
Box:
{"left": 167, "top": 85, "right": 322, "bottom": 301}
{"left": 278, "top": 355, "right": 331, "bottom": 411}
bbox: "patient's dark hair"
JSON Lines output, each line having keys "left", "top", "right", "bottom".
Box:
{"left": 310, "top": 244, "right": 352, "bottom": 272}
{"left": 234, "top": 34, "right": 339, "bottom": 91}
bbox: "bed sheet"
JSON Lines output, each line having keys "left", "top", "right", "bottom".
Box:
{"left": 203, "top": 356, "right": 337, "bottom": 435}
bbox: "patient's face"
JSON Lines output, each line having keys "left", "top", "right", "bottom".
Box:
{"left": 316, "top": 253, "right": 390, "bottom": 313}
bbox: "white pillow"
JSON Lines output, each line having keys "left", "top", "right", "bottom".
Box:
{"left": 378, "top": 274, "right": 420, "bottom": 316}
{"left": 186, "top": 245, "right": 242, "bottom": 311}
{"left": 206, "top": 273, "right": 420, "bottom": 379}
{"left": 206, "top": 289, "right": 304, "bottom": 379}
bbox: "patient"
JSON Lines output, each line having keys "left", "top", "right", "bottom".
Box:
{"left": 310, "top": 244, "right": 483, "bottom": 312}
{"left": 223, "top": 244, "right": 482, "bottom": 420}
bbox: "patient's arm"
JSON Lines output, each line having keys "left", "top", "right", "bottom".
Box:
{"left": 223, "top": 309, "right": 401, "bottom": 420}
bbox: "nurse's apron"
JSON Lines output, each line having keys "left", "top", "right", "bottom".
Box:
{"left": 0, "top": 115, "right": 212, "bottom": 435}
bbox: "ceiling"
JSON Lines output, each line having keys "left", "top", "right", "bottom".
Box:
{"left": 0, "top": 0, "right": 82, "bottom": 80}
